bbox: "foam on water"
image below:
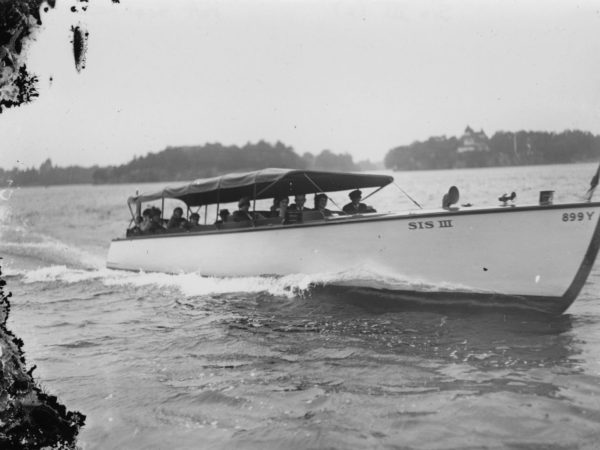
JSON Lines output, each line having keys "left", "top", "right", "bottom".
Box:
{"left": 0, "top": 208, "right": 104, "bottom": 271}
{"left": 15, "top": 265, "right": 341, "bottom": 298}
{"left": 14, "top": 263, "right": 477, "bottom": 302}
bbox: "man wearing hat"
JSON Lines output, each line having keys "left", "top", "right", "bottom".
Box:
{"left": 342, "top": 189, "right": 376, "bottom": 214}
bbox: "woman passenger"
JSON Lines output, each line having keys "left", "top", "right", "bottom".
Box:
{"left": 314, "top": 193, "right": 332, "bottom": 217}
{"left": 188, "top": 212, "right": 201, "bottom": 230}
{"left": 167, "top": 207, "right": 187, "bottom": 230}
{"left": 149, "top": 207, "right": 166, "bottom": 232}
{"left": 140, "top": 208, "right": 153, "bottom": 233}
{"left": 219, "top": 209, "right": 230, "bottom": 223}
{"left": 271, "top": 197, "right": 289, "bottom": 218}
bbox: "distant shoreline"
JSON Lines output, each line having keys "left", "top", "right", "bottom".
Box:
{"left": 3, "top": 130, "right": 599, "bottom": 187}
{"left": 4, "top": 160, "right": 598, "bottom": 190}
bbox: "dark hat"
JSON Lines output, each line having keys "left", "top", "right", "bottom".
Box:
{"left": 238, "top": 197, "right": 251, "bottom": 207}
{"left": 349, "top": 189, "right": 362, "bottom": 199}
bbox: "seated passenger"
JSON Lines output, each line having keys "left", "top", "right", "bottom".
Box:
{"left": 342, "top": 189, "right": 376, "bottom": 214}
{"left": 314, "top": 193, "right": 332, "bottom": 217}
{"left": 219, "top": 209, "right": 230, "bottom": 223}
{"left": 140, "top": 208, "right": 153, "bottom": 233}
{"left": 215, "top": 209, "right": 230, "bottom": 226}
{"left": 167, "top": 207, "right": 188, "bottom": 230}
{"left": 289, "top": 194, "right": 310, "bottom": 211}
{"left": 270, "top": 197, "right": 289, "bottom": 218}
{"left": 149, "top": 207, "right": 166, "bottom": 233}
{"left": 232, "top": 197, "right": 264, "bottom": 222}
{"left": 187, "top": 212, "right": 201, "bottom": 230}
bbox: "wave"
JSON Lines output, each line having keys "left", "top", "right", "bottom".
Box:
{"left": 16, "top": 265, "right": 316, "bottom": 298}
{"left": 0, "top": 241, "right": 104, "bottom": 269}
{"left": 0, "top": 216, "right": 104, "bottom": 270}
{"left": 13, "top": 264, "right": 477, "bottom": 299}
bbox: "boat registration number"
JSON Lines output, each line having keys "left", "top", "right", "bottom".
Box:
{"left": 562, "top": 211, "right": 595, "bottom": 222}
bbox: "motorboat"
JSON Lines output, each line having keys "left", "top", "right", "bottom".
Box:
{"left": 106, "top": 168, "right": 600, "bottom": 314}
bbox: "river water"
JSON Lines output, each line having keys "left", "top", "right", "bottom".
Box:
{"left": 1, "top": 164, "right": 600, "bottom": 449}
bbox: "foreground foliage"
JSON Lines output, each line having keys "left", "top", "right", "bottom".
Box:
{"left": 0, "top": 264, "right": 86, "bottom": 449}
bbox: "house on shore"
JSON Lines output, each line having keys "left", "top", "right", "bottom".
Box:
{"left": 457, "top": 126, "right": 490, "bottom": 153}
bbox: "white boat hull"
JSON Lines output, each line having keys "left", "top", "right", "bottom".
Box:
{"left": 107, "top": 203, "right": 600, "bottom": 313}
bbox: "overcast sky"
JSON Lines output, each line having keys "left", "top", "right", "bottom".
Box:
{"left": 2, "top": 0, "right": 600, "bottom": 169}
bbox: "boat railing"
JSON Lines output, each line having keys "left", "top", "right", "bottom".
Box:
{"left": 301, "top": 210, "right": 325, "bottom": 221}
{"left": 255, "top": 217, "right": 284, "bottom": 227}
{"left": 219, "top": 221, "right": 252, "bottom": 230}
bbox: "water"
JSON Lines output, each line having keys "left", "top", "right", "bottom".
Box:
{"left": 1, "top": 164, "right": 600, "bottom": 449}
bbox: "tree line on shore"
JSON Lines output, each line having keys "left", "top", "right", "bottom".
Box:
{"left": 2, "top": 130, "right": 599, "bottom": 187}
{"left": 384, "top": 130, "right": 600, "bottom": 170}
{"left": 0, "top": 141, "right": 369, "bottom": 186}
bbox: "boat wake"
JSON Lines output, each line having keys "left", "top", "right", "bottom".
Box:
{"left": 10, "top": 263, "right": 480, "bottom": 302}
{"left": 0, "top": 219, "right": 104, "bottom": 272}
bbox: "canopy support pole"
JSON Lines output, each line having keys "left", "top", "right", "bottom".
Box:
{"left": 215, "top": 177, "right": 221, "bottom": 224}
{"left": 255, "top": 179, "right": 279, "bottom": 198}
{"left": 303, "top": 173, "right": 343, "bottom": 212}
{"left": 252, "top": 174, "right": 257, "bottom": 227}
{"left": 393, "top": 182, "right": 422, "bottom": 209}
{"left": 204, "top": 204, "right": 208, "bottom": 225}
{"left": 126, "top": 201, "right": 135, "bottom": 228}
{"left": 361, "top": 185, "right": 386, "bottom": 203}
{"left": 127, "top": 201, "right": 135, "bottom": 220}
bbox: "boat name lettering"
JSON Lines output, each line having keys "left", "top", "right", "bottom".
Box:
{"left": 562, "top": 211, "right": 595, "bottom": 222}
{"left": 408, "top": 219, "right": 453, "bottom": 230}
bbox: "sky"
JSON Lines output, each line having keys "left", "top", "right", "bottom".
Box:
{"left": 2, "top": 0, "right": 600, "bottom": 169}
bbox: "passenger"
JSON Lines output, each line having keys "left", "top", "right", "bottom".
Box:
{"left": 219, "top": 209, "right": 230, "bottom": 223}
{"left": 342, "top": 189, "right": 376, "bottom": 214}
{"left": 288, "top": 194, "right": 309, "bottom": 211}
{"left": 314, "top": 193, "right": 332, "bottom": 217}
{"left": 271, "top": 197, "right": 289, "bottom": 218}
{"left": 283, "top": 194, "right": 307, "bottom": 224}
{"left": 167, "top": 206, "right": 187, "bottom": 230}
{"left": 149, "top": 207, "right": 166, "bottom": 233}
{"left": 232, "top": 197, "right": 264, "bottom": 222}
{"left": 140, "top": 208, "right": 153, "bottom": 233}
{"left": 188, "top": 212, "right": 201, "bottom": 230}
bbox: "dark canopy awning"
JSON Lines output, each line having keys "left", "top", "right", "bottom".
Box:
{"left": 128, "top": 168, "right": 394, "bottom": 207}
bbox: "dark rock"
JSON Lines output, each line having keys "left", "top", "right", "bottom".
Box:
{"left": 0, "top": 262, "right": 86, "bottom": 448}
